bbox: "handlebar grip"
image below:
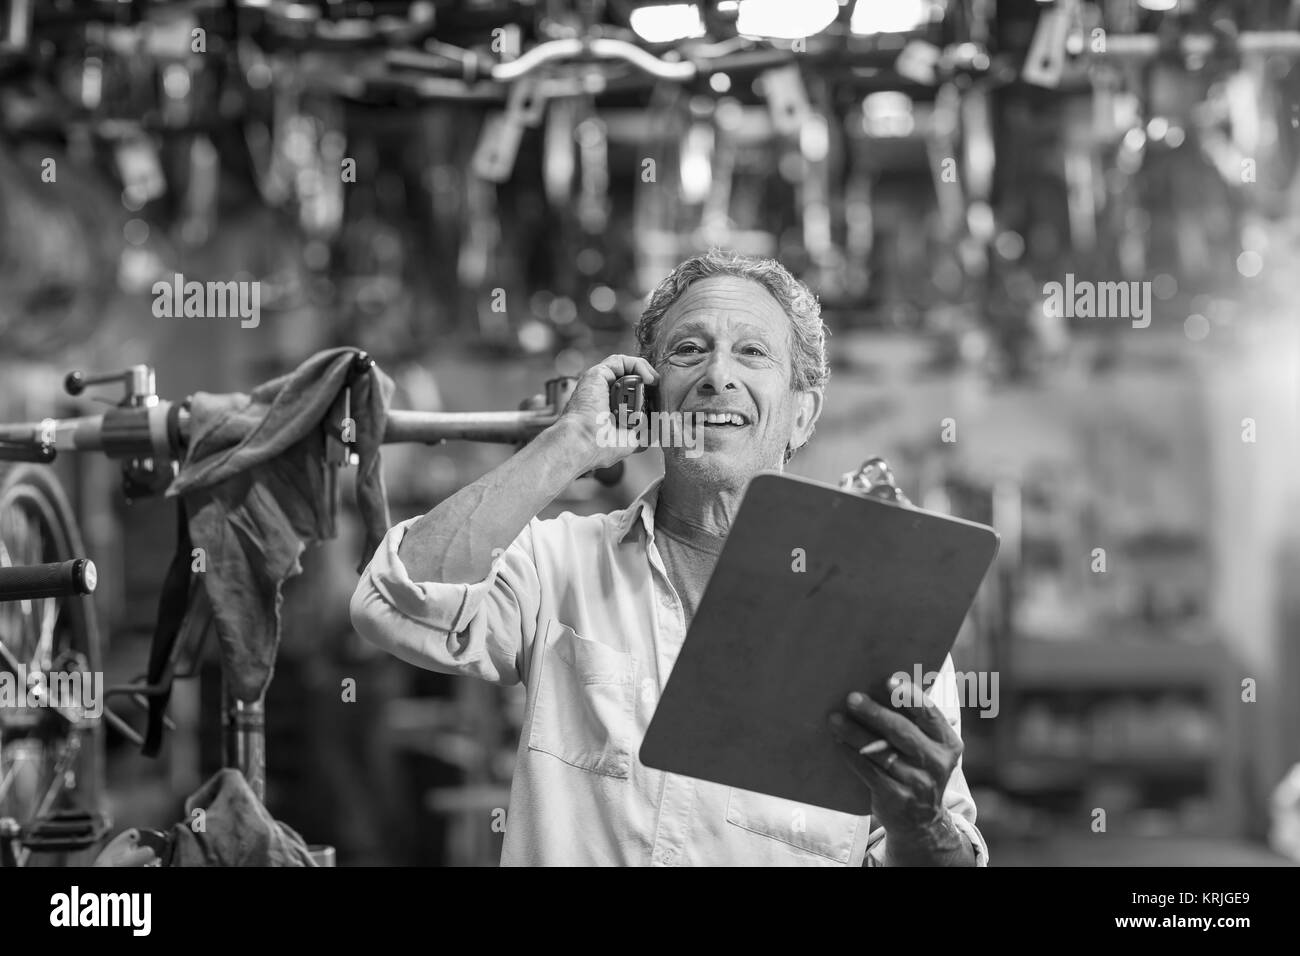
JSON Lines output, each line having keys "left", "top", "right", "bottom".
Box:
{"left": 0, "top": 559, "right": 97, "bottom": 602}
{"left": 0, "top": 442, "right": 56, "bottom": 464}
{"left": 64, "top": 371, "right": 89, "bottom": 395}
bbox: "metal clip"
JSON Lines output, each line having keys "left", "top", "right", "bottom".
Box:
{"left": 327, "top": 350, "right": 372, "bottom": 468}
{"left": 839, "top": 456, "right": 914, "bottom": 507}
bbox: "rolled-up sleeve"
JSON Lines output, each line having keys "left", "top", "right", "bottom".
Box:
{"left": 864, "top": 654, "right": 990, "bottom": 866}
{"left": 349, "top": 517, "right": 544, "bottom": 687}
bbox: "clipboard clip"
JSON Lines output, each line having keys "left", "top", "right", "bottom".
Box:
{"left": 839, "top": 456, "right": 914, "bottom": 507}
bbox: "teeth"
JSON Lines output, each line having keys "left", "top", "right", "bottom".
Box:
{"left": 701, "top": 412, "right": 746, "bottom": 425}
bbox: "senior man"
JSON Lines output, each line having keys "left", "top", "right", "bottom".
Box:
{"left": 351, "top": 250, "right": 988, "bottom": 867}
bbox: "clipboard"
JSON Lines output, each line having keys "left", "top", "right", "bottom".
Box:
{"left": 638, "top": 471, "right": 1000, "bottom": 815}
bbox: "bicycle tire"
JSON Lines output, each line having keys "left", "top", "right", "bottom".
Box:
{"left": 0, "top": 463, "right": 104, "bottom": 865}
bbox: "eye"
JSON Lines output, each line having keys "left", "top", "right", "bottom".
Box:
{"left": 741, "top": 345, "right": 768, "bottom": 357}
{"left": 675, "top": 342, "right": 704, "bottom": 354}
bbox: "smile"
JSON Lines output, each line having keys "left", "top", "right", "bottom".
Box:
{"left": 695, "top": 412, "right": 750, "bottom": 427}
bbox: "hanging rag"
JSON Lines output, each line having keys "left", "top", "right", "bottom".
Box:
{"left": 141, "top": 348, "right": 394, "bottom": 756}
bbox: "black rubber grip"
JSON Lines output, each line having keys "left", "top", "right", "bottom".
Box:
{"left": 0, "top": 442, "right": 56, "bottom": 464}
{"left": 0, "top": 559, "right": 97, "bottom": 601}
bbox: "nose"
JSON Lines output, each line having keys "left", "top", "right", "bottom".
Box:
{"left": 695, "top": 351, "right": 740, "bottom": 395}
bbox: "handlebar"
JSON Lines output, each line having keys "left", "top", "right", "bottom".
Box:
{"left": 0, "top": 559, "right": 97, "bottom": 603}
{"left": 0, "top": 402, "right": 564, "bottom": 461}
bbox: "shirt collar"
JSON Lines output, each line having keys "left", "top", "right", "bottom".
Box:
{"left": 614, "top": 477, "right": 663, "bottom": 544}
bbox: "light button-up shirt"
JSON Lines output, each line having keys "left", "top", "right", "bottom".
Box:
{"left": 350, "top": 481, "right": 989, "bottom": 866}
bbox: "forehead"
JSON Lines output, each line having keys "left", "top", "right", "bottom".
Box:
{"left": 658, "top": 275, "right": 792, "bottom": 346}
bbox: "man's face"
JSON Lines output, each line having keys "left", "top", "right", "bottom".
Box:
{"left": 652, "top": 275, "right": 822, "bottom": 488}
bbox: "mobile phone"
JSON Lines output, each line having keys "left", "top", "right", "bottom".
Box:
{"left": 609, "top": 374, "right": 657, "bottom": 418}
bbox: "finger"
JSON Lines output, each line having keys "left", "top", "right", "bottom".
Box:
{"left": 832, "top": 714, "right": 924, "bottom": 776}
{"left": 627, "top": 355, "right": 659, "bottom": 383}
{"left": 827, "top": 711, "right": 884, "bottom": 753}
{"left": 866, "top": 747, "right": 928, "bottom": 786}
{"left": 596, "top": 354, "right": 658, "bottom": 384}
{"left": 843, "top": 691, "right": 932, "bottom": 760}
{"left": 887, "top": 676, "right": 961, "bottom": 748}
{"left": 830, "top": 715, "right": 935, "bottom": 806}
{"left": 588, "top": 360, "right": 621, "bottom": 387}
{"left": 838, "top": 743, "right": 914, "bottom": 800}
{"left": 910, "top": 689, "right": 964, "bottom": 749}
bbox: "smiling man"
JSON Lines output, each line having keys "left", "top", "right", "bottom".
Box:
{"left": 350, "top": 250, "right": 988, "bottom": 866}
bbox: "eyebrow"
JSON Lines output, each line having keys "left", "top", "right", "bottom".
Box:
{"left": 663, "top": 319, "right": 776, "bottom": 344}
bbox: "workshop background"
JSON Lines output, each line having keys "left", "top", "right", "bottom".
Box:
{"left": 2, "top": 0, "right": 1299, "bottom": 867}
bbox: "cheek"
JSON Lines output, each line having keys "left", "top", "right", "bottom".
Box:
{"left": 756, "top": 391, "right": 796, "bottom": 428}
{"left": 656, "top": 370, "right": 692, "bottom": 405}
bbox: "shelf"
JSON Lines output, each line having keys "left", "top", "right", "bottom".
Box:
{"left": 1008, "top": 633, "right": 1229, "bottom": 689}
{"left": 1005, "top": 753, "right": 1210, "bottom": 782}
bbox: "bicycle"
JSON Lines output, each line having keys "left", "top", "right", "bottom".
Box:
{"left": 0, "top": 349, "right": 600, "bottom": 866}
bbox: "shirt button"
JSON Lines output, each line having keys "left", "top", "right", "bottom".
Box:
{"left": 661, "top": 849, "right": 676, "bottom": 865}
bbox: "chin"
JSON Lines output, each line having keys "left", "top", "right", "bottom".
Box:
{"left": 664, "top": 448, "right": 764, "bottom": 489}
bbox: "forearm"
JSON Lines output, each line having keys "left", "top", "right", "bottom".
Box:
{"left": 880, "top": 810, "right": 977, "bottom": 867}
{"left": 397, "top": 421, "right": 592, "bottom": 583}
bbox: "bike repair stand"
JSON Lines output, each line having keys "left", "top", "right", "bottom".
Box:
{"left": 221, "top": 691, "right": 267, "bottom": 804}
{"left": 216, "top": 351, "right": 374, "bottom": 864}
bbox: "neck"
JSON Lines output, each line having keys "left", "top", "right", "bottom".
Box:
{"left": 658, "top": 468, "right": 750, "bottom": 537}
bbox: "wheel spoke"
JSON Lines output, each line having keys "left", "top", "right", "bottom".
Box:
{"left": 0, "top": 759, "right": 16, "bottom": 805}
{"left": 35, "top": 595, "right": 57, "bottom": 672}
{"left": 0, "top": 506, "right": 43, "bottom": 663}
{"left": 0, "top": 636, "right": 22, "bottom": 676}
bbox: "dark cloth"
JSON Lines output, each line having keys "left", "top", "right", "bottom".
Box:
{"left": 165, "top": 347, "right": 394, "bottom": 703}
{"left": 653, "top": 503, "right": 724, "bottom": 625}
{"left": 168, "top": 769, "right": 317, "bottom": 867}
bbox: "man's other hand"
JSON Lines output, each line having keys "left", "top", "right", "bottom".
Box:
{"left": 827, "top": 674, "right": 974, "bottom": 865}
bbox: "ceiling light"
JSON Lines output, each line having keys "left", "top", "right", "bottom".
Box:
{"left": 735, "top": 0, "right": 839, "bottom": 41}
{"left": 630, "top": 4, "right": 706, "bottom": 44}
{"left": 850, "top": 0, "right": 929, "bottom": 36}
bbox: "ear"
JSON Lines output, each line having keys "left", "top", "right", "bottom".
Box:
{"left": 790, "top": 388, "right": 824, "bottom": 451}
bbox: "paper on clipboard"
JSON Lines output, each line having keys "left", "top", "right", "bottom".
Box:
{"left": 638, "top": 472, "right": 1000, "bottom": 815}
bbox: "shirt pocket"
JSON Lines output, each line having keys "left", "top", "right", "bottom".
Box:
{"left": 725, "top": 788, "right": 862, "bottom": 864}
{"left": 526, "top": 621, "right": 637, "bottom": 779}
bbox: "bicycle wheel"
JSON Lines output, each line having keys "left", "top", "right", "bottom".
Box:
{"left": 0, "top": 463, "right": 104, "bottom": 865}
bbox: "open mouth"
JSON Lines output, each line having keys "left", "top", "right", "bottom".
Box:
{"left": 694, "top": 412, "right": 750, "bottom": 428}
